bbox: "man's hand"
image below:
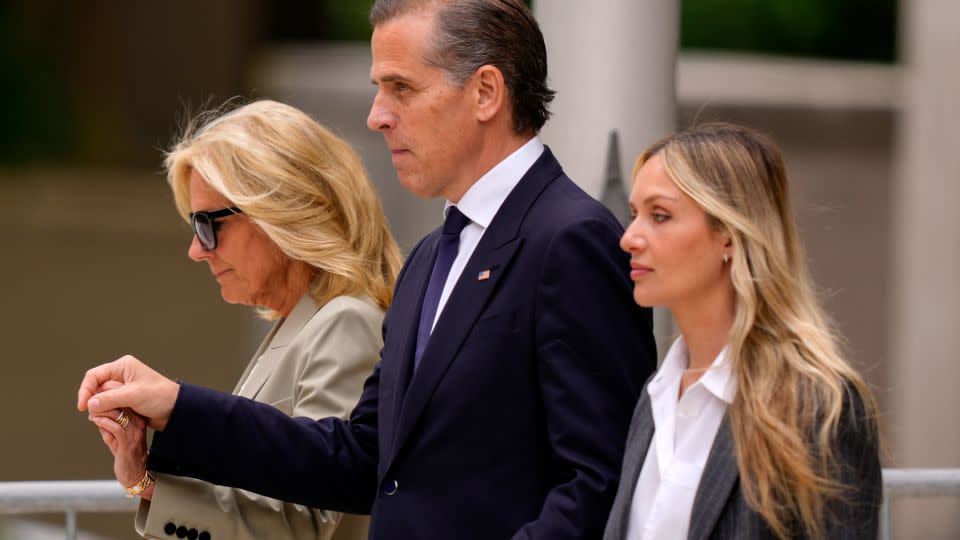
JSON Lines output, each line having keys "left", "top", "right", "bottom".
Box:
{"left": 78, "top": 355, "right": 180, "bottom": 431}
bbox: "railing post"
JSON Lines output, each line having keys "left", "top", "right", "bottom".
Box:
{"left": 65, "top": 509, "right": 77, "bottom": 540}
{"left": 879, "top": 496, "right": 892, "bottom": 540}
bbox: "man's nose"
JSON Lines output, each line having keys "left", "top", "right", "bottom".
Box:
{"left": 367, "top": 94, "right": 396, "bottom": 132}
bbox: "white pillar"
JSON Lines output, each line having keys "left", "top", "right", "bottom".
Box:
{"left": 891, "top": 0, "right": 960, "bottom": 536}
{"left": 536, "top": 0, "right": 679, "bottom": 356}
{"left": 536, "top": 0, "right": 678, "bottom": 196}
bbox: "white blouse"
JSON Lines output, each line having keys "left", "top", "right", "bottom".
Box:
{"left": 625, "top": 336, "right": 737, "bottom": 540}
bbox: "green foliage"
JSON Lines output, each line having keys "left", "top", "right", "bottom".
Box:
{"left": 0, "top": 3, "right": 77, "bottom": 164}
{"left": 681, "top": 0, "right": 897, "bottom": 62}
{"left": 322, "top": 2, "right": 374, "bottom": 41}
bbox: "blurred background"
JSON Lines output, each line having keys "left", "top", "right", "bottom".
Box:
{"left": 2, "top": 0, "right": 957, "bottom": 538}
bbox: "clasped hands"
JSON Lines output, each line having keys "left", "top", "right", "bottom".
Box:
{"left": 77, "top": 355, "right": 181, "bottom": 498}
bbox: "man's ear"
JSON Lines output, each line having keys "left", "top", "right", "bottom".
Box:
{"left": 473, "top": 65, "right": 506, "bottom": 123}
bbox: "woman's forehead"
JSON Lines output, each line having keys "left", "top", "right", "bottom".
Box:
{"left": 632, "top": 155, "right": 681, "bottom": 200}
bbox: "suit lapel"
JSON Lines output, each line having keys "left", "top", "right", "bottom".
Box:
{"left": 687, "top": 414, "right": 739, "bottom": 540}
{"left": 386, "top": 147, "right": 564, "bottom": 467}
{"left": 237, "top": 349, "right": 278, "bottom": 399}
{"left": 378, "top": 234, "right": 439, "bottom": 467}
{"left": 233, "top": 292, "right": 320, "bottom": 400}
{"left": 390, "top": 237, "right": 522, "bottom": 459}
{"left": 232, "top": 321, "right": 279, "bottom": 395}
{"left": 608, "top": 391, "right": 656, "bottom": 538}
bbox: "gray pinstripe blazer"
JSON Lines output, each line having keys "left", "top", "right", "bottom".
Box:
{"left": 604, "top": 384, "right": 881, "bottom": 539}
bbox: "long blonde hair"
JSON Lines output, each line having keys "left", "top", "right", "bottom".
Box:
{"left": 166, "top": 99, "right": 402, "bottom": 318}
{"left": 636, "top": 123, "right": 879, "bottom": 539}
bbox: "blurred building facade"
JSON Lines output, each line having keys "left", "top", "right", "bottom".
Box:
{"left": 1, "top": 1, "right": 956, "bottom": 538}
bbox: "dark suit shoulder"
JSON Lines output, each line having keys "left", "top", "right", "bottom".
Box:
{"left": 400, "top": 232, "right": 435, "bottom": 266}
{"left": 532, "top": 174, "right": 622, "bottom": 228}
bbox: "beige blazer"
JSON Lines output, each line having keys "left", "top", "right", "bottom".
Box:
{"left": 135, "top": 293, "right": 383, "bottom": 540}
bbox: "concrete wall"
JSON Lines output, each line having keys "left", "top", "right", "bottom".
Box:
{"left": 889, "top": 0, "right": 960, "bottom": 536}
{"left": 0, "top": 170, "right": 268, "bottom": 538}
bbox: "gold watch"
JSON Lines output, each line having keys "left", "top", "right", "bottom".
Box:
{"left": 125, "top": 470, "right": 156, "bottom": 498}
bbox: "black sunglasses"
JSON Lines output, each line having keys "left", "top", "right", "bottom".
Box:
{"left": 189, "top": 206, "right": 243, "bottom": 251}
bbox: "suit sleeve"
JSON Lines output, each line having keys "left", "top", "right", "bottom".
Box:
{"left": 136, "top": 301, "right": 383, "bottom": 539}
{"left": 513, "top": 217, "right": 658, "bottom": 539}
{"left": 146, "top": 341, "right": 382, "bottom": 515}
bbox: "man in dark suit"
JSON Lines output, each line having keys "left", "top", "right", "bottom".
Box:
{"left": 79, "top": 1, "right": 657, "bottom": 538}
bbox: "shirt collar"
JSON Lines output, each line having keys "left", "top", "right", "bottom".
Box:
{"left": 443, "top": 136, "right": 545, "bottom": 228}
{"left": 648, "top": 335, "right": 737, "bottom": 404}
{"left": 647, "top": 337, "right": 688, "bottom": 397}
{"left": 700, "top": 345, "right": 736, "bottom": 404}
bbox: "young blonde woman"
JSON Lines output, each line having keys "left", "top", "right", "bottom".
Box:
{"left": 605, "top": 123, "right": 881, "bottom": 539}
{"left": 89, "top": 100, "right": 402, "bottom": 540}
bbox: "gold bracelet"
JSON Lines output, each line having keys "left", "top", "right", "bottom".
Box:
{"left": 125, "top": 470, "right": 156, "bottom": 498}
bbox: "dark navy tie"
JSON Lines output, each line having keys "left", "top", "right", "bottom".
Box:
{"left": 414, "top": 206, "right": 471, "bottom": 371}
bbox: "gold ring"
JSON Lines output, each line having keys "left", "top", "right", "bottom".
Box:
{"left": 116, "top": 410, "right": 130, "bottom": 430}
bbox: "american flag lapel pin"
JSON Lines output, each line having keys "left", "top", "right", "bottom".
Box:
{"left": 477, "top": 269, "right": 491, "bottom": 281}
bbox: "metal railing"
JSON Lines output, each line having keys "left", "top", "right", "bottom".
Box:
{"left": 0, "top": 481, "right": 136, "bottom": 540}
{"left": 879, "top": 468, "right": 960, "bottom": 540}
{"left": 0, "top": 470, "right": 957, "bottom": 540}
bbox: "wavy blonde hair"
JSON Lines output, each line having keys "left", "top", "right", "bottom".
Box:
{"left": 165, "top": 99, "right": 402, "bottom": 318}
{"left": 636, "top": 123, "right": 879, "bottom": 539}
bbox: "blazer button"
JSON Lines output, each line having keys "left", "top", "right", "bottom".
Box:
{"left": 383, "top": 479, "right": 399, "bottom": 495}
{"left": 164, "top": 522, "right": 177, "bottom": 536}
{"left": 198, "top": 532, "right": 211, "bottom": 540}
{"left": 187, "top": 529, "right": 199, "bottom": 540}
{"left": 176, "top": 526, "right": 188, "bottom": 538}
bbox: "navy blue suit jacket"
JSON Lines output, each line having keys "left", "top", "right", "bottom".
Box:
{"left": 148, "top": 148, "right": 657, "bottom": 539}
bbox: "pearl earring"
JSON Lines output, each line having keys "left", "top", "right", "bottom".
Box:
{"left": 723, "top": 253, "right": 730, "bottom": 264}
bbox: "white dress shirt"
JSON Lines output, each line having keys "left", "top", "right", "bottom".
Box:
{"left": 429, "top": 136, "right": 545, "bottom": 331}
{"left": 625, "top": 336, "right": 737, "bottom": 540}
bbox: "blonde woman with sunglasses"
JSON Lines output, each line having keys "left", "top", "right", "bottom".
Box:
{"left": 88, "top": 100, "right": 401, "bottom": 540}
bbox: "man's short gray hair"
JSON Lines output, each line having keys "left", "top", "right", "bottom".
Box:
{"left": 370, "top": 0, "right": 555, "bottom": 134}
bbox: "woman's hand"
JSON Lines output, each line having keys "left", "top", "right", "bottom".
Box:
{"left": 89, "top": 386, "right": 154, "bottom": 500}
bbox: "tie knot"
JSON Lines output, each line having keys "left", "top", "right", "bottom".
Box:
{"left": 443, "top": 206, "right": 470, "bottom": 236}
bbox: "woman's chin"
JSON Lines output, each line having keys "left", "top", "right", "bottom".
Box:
{"left": 219, "top": 288, "right": 244, "bottom": 305}
{"left": 632, "top": 290, "right": 657, "bottom": 308}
